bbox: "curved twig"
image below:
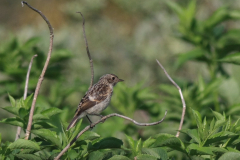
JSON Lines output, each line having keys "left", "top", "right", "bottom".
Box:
{"left": 22, "top": 1, "right": 54, "bottom": 140}
{"left": 15, "top": 54, "right": 38, "bottom": 141}
{"left": 54, "top": 110, "right": 167, "bottom": 160}
{"left": 76, "top": 12, "right": 94, "bottom": 89}
{"left": 156, "top": 59, "right": 186, "bottom": 137}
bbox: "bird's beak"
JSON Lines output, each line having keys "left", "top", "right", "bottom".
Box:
{"left": 118, "top": 79, "right": 124, "bottom": 82}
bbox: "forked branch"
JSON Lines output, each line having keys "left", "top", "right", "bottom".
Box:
{"left": 21, "top": 1, "right": 54, "bottom": 140}
{"left": 156, "top": 59, "right": 186, "bottom": 137}
{"left": 54, "top": 111, "right": 167, "bottom": 160}
{"left": 77, "top": 12, "right": 94, "bottom": 89}
{"left": 15, "top": 54, "right": 37, "bottom": 141}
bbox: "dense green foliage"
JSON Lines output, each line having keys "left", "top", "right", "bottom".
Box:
{"left": 1, "top": 0, "right": 240, "bottom": 160}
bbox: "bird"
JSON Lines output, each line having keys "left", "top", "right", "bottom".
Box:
{"left": 67, "top": 74, "right": 124, "bottom": 130}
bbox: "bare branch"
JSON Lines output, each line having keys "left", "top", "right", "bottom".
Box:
{"left": 156, "top": 59, "right": 186, "bottom": 137}
{"left": 54, "top": 110, "right": 167, "bottom": 160}
{"left": 76, "top": 12, "right": 94, "bottom": 89}
{"left": 15, "top": 54, "right": 37, "bottom": 141}
{"left": 22, "top": 1, "right": 54, "bottom": 140}
{"left": 24, "top": 55, "right": 38, "bottom": 99}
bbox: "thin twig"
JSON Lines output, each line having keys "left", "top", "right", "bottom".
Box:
{"left": 76, "top": 12, "right": 94, "bottom": 89}
{"left": 22, "top": 1, "right": 54, "bottom": 140}
{"left": 156, "top": 59, "right": 186, "bottom": 137}
{"left": 15, "top": 54, "right": 38, "bottom": 141}
{"left": 54, "top": 111, "right": 167, "bottom": 160}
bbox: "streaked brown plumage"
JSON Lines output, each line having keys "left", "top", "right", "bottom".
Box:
{"left": 67, "top": 74, "right": 123, "bottom": 130}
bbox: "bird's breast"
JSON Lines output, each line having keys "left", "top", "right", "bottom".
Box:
{"left": 86, "top": 95, "right": 111, "bottom": 114}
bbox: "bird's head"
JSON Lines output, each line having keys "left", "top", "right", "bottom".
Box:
{"left": 100, "top": 74, "right": 124, "bottom": 86}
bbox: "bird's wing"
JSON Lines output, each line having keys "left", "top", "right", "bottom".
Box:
{"left": 74, "top": 84, "right": 111, "bottom": 116}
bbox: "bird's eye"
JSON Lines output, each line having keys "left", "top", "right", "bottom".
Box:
{"left": 112, "top": 77, "right": 115, "bottom": 80}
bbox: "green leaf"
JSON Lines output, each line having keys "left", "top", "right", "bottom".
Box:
{"left": 21, "top": 37, "right": 41, "bottom": 50}
{"left": 175, "top": 48, "right": 205, "bottom": 68}
{"left": 41, "top": 107, "right": 62, "bottom": 117}
{"left": 37, "top": 149, "right": 52, "bottom": 160}
{"left": 218, "top": 52, "right": 240, "bottom": 65}
{"left": 125, "top": 135, "right": 135, "bottom": 151}
{"left": 79, "top": 131, "right": 100, "bottom": 141}
{"left": 135, "top": 154, "right": 158, "bottom": 160}
{"left": 0, "top": 133, "right": 1, "bottom": 145}
{"left": 217, "top": 30, "right": 240, "bottom": 55}
{"left": 206, "top": 131, "right": 238, "bottom": 145}
{"left": 50, "top": 49, "right": 72, "bottom": 63}
{"left": 67, "top": 149, "right": 78, "bottom": 160}
{"left": 229, "top": 10, "right": 240, "bottom": 19}
{"left": 204, "top": 7, "right": 229, "bottom": 29}
{"left": 143, "top": 137, "right": 155, "bottom": 148}
{"left": 186, "top": 129, "right": 200, "bottom": 144}
{"left": 190, "top": 156, "right": 205, "bottom": 160}
{"left": 188, "top": 143, "right": 227, "bottom": 156}
{"left": 152, "top": 134, "right": 176, "bottom": 147}
{"left": 32, "top": 122, "right": 56, "bottom": 129}
{"left": 219, "top": 152, "right": 240, "bottom": 160}
{"left": 31, "top": 129, "right": 61, "bottom": 148}
{"left": 212, "top": 110, "right": 225, "bottom": 121}
{"left": 182, "top": 0, "right": 196, "bottom": 28}
{"left": 8, "top": 139, "right": 40, "bottom": 150}
{"left": 209, "top": 118, "right": 215, "bottom": 132}
{"left": 15, "top": 154, "right": 42, "bottom": 160}
{"left": 153, "top": 133, "right": 175, "bottom": 140}
{"left": 2, "top": 106, "right": 19, "bottom": 116}
{"left": 153, "top": 136, "right": 185, "bottom": 153}
{"left": 191, "top": 109, "right": 202, "bottom": 129}
{"left": 32, "top": 114, "right": 49, "bottom": 121}
{"left": 8, "top": 94, "right": 15, "bottom": 107}
{"left": 214, "top": 119, "right": 227, "bottom": 130}
{"left": 90, "top": 137, "right": 123, "bottom": 150}
{"left": 19, "top": 149, "right": 36, "bottom": 154}
{"left": 225, "top": 116, "right": 231, "bottom": 131}
{"left": 23, "top": 94, "right": 33, "bottom": 110}
{"left": 88, "top": 150, "right": 105, "bottom": 160}
{"left": 142, "top": 147, "right": 168, "bottom": 160}
{"left": 164, "top": 0, "right": 183, "bottom": 16}
{"left": 108, "top": 155, "right": 131, "bottom": 160}
{"left": 0, "top": 117, "right": 24, "bottom": 127}
{"left": 69, "top": 119, "right": 82, "bottom": 141}
{"left": 18, "top": 108, "right": 28, "bottom": 119}
{"left": 135, "top": 138, "right": 142, "bottom": 154}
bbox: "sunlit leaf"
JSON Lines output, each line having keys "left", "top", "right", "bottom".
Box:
{"left": 219, "top": 152, "right": 240, "bottom": 160}
{"left": 8, "top": 94, "right": 15, "bottom": 107}
{"left": 31, "top": 129, "right": 61, "bottom": 148}
{"left": 204, "top": 7, "right": 229, "bottom": 29}
{"left": 108, "top": 155, "right": 131, "bottom": 160}
{"left": 8, "top": 139, "right": 40, "bottom": 150}
{"left": 15, "top": 154, "right": 42, "bottom": 160}
{"left": 218, "top": 52, "right": 240, "bottom": 65}
{"left": 135, "top": 154, "right": 158, "bottom": 160}
{"left": 2, "top": 106, "right": 19, "bottom": 116}
{"left": 175, "top": 49, "right": 205, "bottom": 68}
{"left": 191, "top": 109, "right": 202, "bottom": 130}
{"left": 0, "top": 117, "right": 24, "bottom": 127}
{"left": 142, "top": 147, "right": 168, "bottom": 160}
{"left": 41, "top": 107, "right": 62, "bottom": 117}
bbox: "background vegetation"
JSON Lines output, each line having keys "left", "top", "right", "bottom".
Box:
{"left": 1, "top": 0, "right": 240, "bottom": 159}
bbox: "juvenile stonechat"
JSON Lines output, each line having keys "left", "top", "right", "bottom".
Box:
{"left": 67, "top": 74, "right": 123, "bottom": 130}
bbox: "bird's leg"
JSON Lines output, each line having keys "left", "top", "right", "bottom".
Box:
{"left": 86, "top": 115, "right": 94, "bottom": 129}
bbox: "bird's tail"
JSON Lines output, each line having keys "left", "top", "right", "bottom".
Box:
{"left": 67, "top": 116, "right": 79, "bottom": 131}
